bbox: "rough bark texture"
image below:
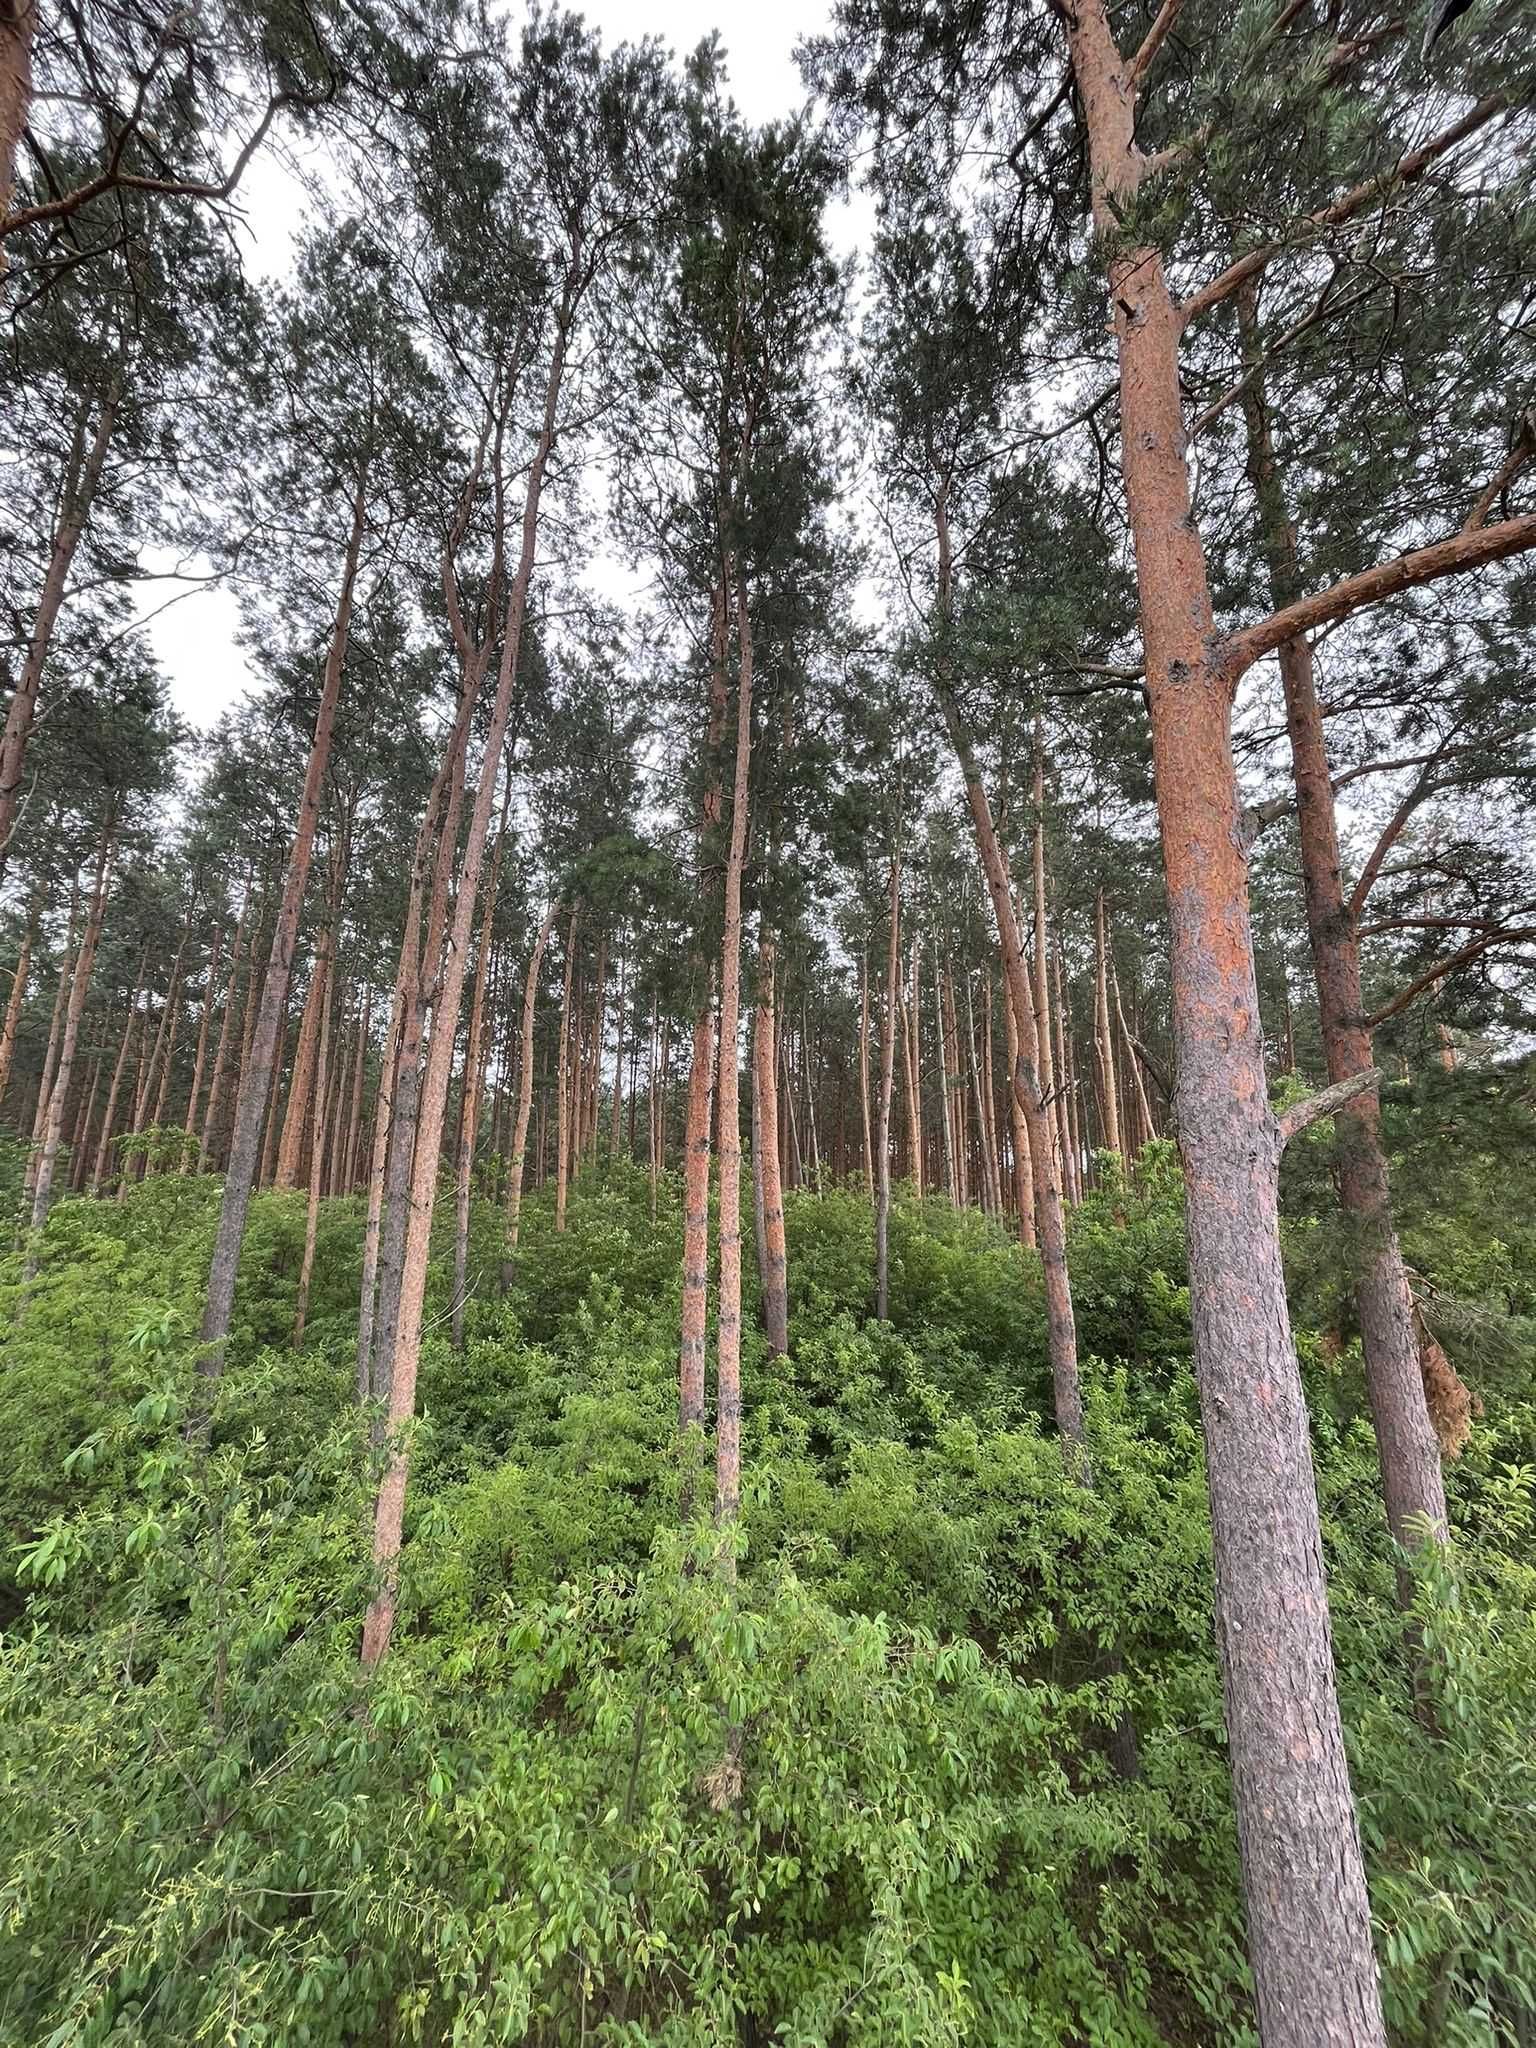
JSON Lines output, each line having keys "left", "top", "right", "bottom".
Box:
{"left": 292, "top": 940, "right": 334, "bottom": 1344}
{"left": 1237, "top": 285, "right": 1451, "bottom": 1557}
{"left": 198, "top": 479, "right": 367, "bottom": 1374}
{"left": 754, "top": 937, "right": 788, "bottom": 1356}
{"left": 0, "top": 0, "right": 36, "bottom": 242}
{"left": 1067, "top": 6, "right": 1386, "bottom": 2038}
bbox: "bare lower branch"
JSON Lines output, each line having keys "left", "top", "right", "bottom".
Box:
{"left": 1364, "top": 929, "right": 1536, "bottom": 1030}
{"left": 1127, "top": 0, "right": 1183, "bottom": 95}
{"left": 1224, "top": 515, "right": 1536, "bottom": 686}
{"left": 1276, "top": 1067, "right": 1382, "bottom": 1149}
{"left": 1463, "top": 418, "right": 1535, "bottom": 532}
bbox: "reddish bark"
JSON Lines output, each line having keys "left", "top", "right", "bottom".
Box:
{"left": 1066, "top": 4, "right": 1386, "bottom": 2034}
{"left": 754, "top": 941, "right": 788, "bottom": 1357}
{"left": 714, "top": 562, "right": 754, "bottom": 1547}
{"left": 0, "top": 0, "right": 36, "bottom": 242}
{"left": 1237, "top": 286, "right": 1451, "bottom": 1559}
{"left": 361, "top": 273, "right": 575, "bottom": 1668}
{"left": 198, "top": 476, "right": 368, "bottom": 1374}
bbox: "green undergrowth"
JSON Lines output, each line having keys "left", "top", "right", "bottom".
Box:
{"left": 1, "top": 1107, "right": 1534, "bottom": 2046}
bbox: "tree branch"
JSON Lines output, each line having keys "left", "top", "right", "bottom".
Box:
{"left": 1178, "top": 95, "right": 1505, "bottom": 330}
{"left": 1364, "top": 930, "right": 1536, "bottom": 1031}
{"left": 1224, "top": 515, "right": 1536, "bottom": 686}
{"left": 1462, "top": 417, "right": 1535, "bottom": 532}
{"left": 1276, "top": 1067, "right": 1382, "bottom": 1149}
{"left": 1127, "top": 0, "right": 1183, "bottom": 95}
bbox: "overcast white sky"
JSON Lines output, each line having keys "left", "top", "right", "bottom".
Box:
{"left": 144, "top": 0, "right": 865, "bottom": 731}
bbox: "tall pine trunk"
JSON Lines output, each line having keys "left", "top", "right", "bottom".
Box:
{"left": 874, "top": 858, "right": 901, "bottom": 1320}
{"left": 1067, "top": 7, "right": 1385, "bottom": 2035}
{"left": 198, "top": 477, "right": 368, "bottom": 1377}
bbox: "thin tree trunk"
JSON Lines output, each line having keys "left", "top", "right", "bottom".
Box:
{"left": 356, "top": 978, "right": 405, "bottom": 1404}
{"left": 874, "top": 858, "right": 900, "bottom": 1320}
{"left": 198, "top": 476, "right": 369, "bottom": 1376}
{"left": 452, "top": 787, "right": 510, "bottom": 1346}
{"left": 859, "top": 950, "right": 874, "bottom": 1195}
{"left": 554, "top": 906, "right": 578, "bottom": 1234}
{"left": 678, "top": 994, "right": 716, "bottom": 1466}
{"left": 1094, "top": 891, "right": 1123, "bottom": 1157}
{"left": 275, "top": 944, "right": 328, "bottom": 1189}
{"left": 0, "top": 900, "right": 36, "bottom": 1109}
{"left": 1067, "top": 9, "right": 1386, "bottom": 2033}
{"left": 1236, "top": 282, "right": 1453, "bottom": 1545}
{"left": 712, "top": 561, "right": 753, "bottom": 1548}
{"left": 292, "top": 938, "right": 335, "bottom": 1345}
{"left": 180, "top": 922, "right": 225, "bottom": 1172}
{"left": 501, "top": 906, "right": 555, "bottom": 1286}
{"left": 1003, "top": 966, "right": 1036, "bottom": 1247}
{"left": 25, "top": 810, "right": 115, "bottom": 1252}
{"left": 199, "top": 885, "right": 253, "bottom": 1171}
{"left": 754, "top": 935, "right": 787, "bottom": 1356}
{"left": 361, "top": 280, "right": 575, "bottom": 1668}
{"left": 91, "top": 956, "right": 145, "bottom": 1194}
{"left": 0, "top": 384, "right": 119, "bottom": 880}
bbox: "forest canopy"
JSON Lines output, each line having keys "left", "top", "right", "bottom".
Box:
{"left": 1, "top": 1, "right": 1535, "bottom": 2044}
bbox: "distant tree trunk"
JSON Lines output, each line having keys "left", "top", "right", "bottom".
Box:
{"left": 198, "top": 885, "right": 252, "bottom": 1171}
{"left": 25, "top": 896, "right": 75, "bottom": 1202}
{"left": 91, "top": 955, "right": 145, "bottom": 1194}
{"left": 874, "top": 858, "right": 901, "bottom": 1320}
{"left": 341, "top": 989, "right": 371, "bottom": 1196}
{"left": 714, "top": 547, "right": 753, "bottom": 1551}
{"left": 858, "top": 950, "right": 874, "bottom": 1194}
{"left": 0, "top": 383, "right": 120, "bottom": 881}
{"left": 933, "top": 673, "right": 1084, "bottom": 1447}
{"left": 754, "top": 935, "right": 788, "bottom": 1356}
{"left": 678, "top": 994, "right": 716, "bottom": 1468}
{"left": 1094, "top": 892, "right": 1122, "bottom": 1157}
{"left": 292, "top": 936, "right": 335, "bottom": 1345}
{"left": 198, "top": 476, "right": 368, "bottom": 1377}
{"left": 1003, "top": 967, "right": 1036, "bottom": 1247}
{"left": 1113, "top": 955, "right": 1154, "bottom": 1160}
{"left": 1068, "top": 6, "right": 1386, "bottom": 2035}
{"left": 500, "top": 905, "right": 556, "bottom": 1286}
{"left": 903, "top": 938, "right": 922, "bottom": 1192}
{"left": 180, "top": 922, "right": 225, "bottom": 1172}
{"left": 609, "top": 939, "right": 626, "bottom": 1162}
{"left": 1053, "top": 947, "right": 1078, "bottom": 1204}
{"left": 1236, "top": 284, "right": 1452, "bottom": 1549}
{"left": 647, "top": 994, "right": 661, "bottom": 1218}
{"left": 25, "top": 808, "right": 115, "bottom": 1251}
{"left": 0, "top": 904, "right": 35, "bottom": 1109}
{"left": 275, "top": 945, "right": 328, "bottom": 1189}
{"left": 356, "top": 978, "right": 405, "bottom": 1403}
{"left": 452, "top": 788, "right": 510, "bottom": 1346}
{"left": 553, "top": 906, "right": 578, "bottom": 1234}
